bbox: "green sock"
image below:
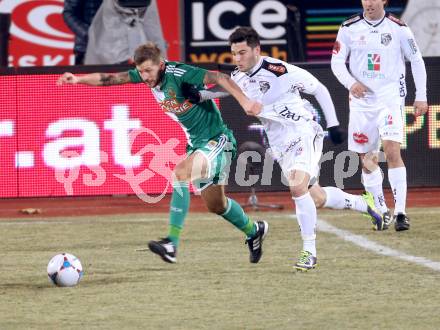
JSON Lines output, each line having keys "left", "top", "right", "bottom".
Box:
{"left": 221, "top": 198, "right": 256, "bottom": 237}
{"left": 167, "top": 182, "right": 190, "bottom": 247}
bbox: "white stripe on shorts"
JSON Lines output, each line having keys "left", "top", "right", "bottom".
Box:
{"left": 207, "top": 135, "right": 227, "bottom": 161}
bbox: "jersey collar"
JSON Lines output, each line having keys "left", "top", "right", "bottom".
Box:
{"left": 246, "top": 56, "right": 264, "bottom": 77}
{"left": 362, "top": 11, "right": 386, "bottom": 27}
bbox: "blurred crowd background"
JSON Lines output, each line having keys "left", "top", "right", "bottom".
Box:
{"left": 0, "top": 0, "right": 438, "bottom": 67}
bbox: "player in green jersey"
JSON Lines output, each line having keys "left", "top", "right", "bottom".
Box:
{"left": 57, "top": 42, "right": 268, "bottom": 264}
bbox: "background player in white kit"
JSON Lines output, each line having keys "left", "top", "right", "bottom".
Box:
{"left": 331, "top": 0, "right": 428, "bottom": 231}
{"left": 182, "top": 27, "right": 383, "bottom": 271}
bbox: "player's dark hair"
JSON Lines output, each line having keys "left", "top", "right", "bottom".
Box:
{"left": 133, "top": 42, "right": 162, "bottom": 65}
{"left": 228, "top": 27, "right": 260, "bottom": 48}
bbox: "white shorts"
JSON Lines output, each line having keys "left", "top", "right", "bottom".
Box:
{"left": 272, "top": 121, "right": 324, "bottom": 181}
{"left": 348, "top": 102, "right": 404, "bottom": 153}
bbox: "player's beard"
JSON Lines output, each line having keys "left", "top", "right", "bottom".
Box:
{"left": 151, "top": 68, "right": 165, "bottom": 88}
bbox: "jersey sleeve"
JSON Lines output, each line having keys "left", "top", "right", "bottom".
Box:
{"left": 128, "top": 69, "right": 143, "bottom": 83}
{"left": 285, "top": 63, "right": 320, "bottom": 94}
{"left": 331, "top": 27, "right": 350, "bottom": 63}
{"left": 175, "top": 63, "right": 207, "bottom": 87}
{"left": 399, "top": 26, "right": 423, "bottom": 62}
{"left": 399, "top": 27, "right": 427, "bottom": 101}
{"left": 331, "top": 27, "right": 357, "bottom": 90}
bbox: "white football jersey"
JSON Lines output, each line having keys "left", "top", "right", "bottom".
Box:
{"left": 331, "top": 12, "right": 423, "bottom": 108}
{"left": 231, "top": 56, "right": 320, "bottom": 149}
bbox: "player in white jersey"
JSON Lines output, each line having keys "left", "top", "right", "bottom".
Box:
{"left": 182, "top": 27, "right": 384, "bottom": 271}
{"left": 331, "top": 0, "right": 428, "bottom": 231}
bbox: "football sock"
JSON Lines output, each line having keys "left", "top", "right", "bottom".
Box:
{"left": 293, "top": 192, "right": 317, "bottom": 257}
{"left": 388, "top": 167, "right": 407, "bottom": 215}
{"left": 167, "top": 182, "right": 190, "bottom": 247}
{"left": 221, "top": 198, "right": 256, "bottom": 237}
{"left": 322, "top": 186, "right": 368, "bottom": 212}
{"left": 362, "top": 168, "right": 388, "bottom": 213}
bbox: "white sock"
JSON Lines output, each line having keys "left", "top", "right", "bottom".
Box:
{"left": 388, "top": 167, "right": 407, "bottom": 215}
{"left": 293, "top": 192, "right": 317, "bottom": 257}
{"left": 322, "top": 186, "right": 368, "bottom": 213}
{"left": 362, "top": 168, "right": 388, "bottom": 213}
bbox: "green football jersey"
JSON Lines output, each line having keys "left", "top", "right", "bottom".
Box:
{"left": 128, "top": 61, "right": 234, "bottom": 151}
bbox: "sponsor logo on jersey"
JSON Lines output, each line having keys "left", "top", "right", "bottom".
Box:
{"left": 168, "top": 88, "right": 177, "bottom": 98}
{"left": 385, "top": 114, "right": 393, "bottom": 126}
{"left": 295, "top": 147, "right": 303, "bottom": 156}
{"left": 399, "top": 73, "right": 406, "bottom": 97}
{"left": 279, "top": 107, "right": 302, "bottom": 121}
{"left": 362, "top": 70, "right": 385, "bottom": 79}
{"left": 207, "top": 140, "right": 218, "bottom": 149}
{"left": 267, "top": 64, "right": 286, "bottom": 74}
{"left": 259, "top": 81, "right": 270, "bottom": 94}
{"left": 355, "top": 35, "right": 367, "bottom": 46}
{"left": 367, "top": 53, "right": 381, "bottom": 71}
{"left": 353, "top": 132, "right": 369, "bottom": 144}
{"left": 363, "top": 54, "right": 385, "bottom": 79}
{"left": 288, "top": 83, "right": 305, "bottom": 94}
{"left": 159, "top": 98, "right": 192, "bottom": 114}
{"left": 407, "top": 39, "right": 418, "bottom": 54}
{"left": 381, "top": 33, "right": 392, "bottom": 46}
{"left": 332, "top": 40, "right": 341, "bottom": 55}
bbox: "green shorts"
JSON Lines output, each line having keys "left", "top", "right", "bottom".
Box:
{"left": 188, "top": 133, "right": 236, "bottom": 191}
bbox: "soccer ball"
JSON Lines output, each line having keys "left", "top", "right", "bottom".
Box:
{"left": 47, "top": 253, "right": 83, "bottom": 287}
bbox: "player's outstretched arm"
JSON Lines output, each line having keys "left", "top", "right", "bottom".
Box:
{"left": 181, "top": 83, "right": 229, "bottom": 103}
{"left": 57, "top": 72, "right": 131, "bottom": 86}
{"left": 203, "top": 71, "right": 262, "bottom": 116}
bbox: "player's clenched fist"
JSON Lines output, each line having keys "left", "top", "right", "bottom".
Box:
{"left": 57, "top": 72, "right": 79, "bottom": 85}
{"left": 243, "top": 100, "right": 262, "bottom": 116}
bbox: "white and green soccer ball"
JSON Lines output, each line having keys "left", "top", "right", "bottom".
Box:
{"left": 47, "top": 253, "right": 83, "bottom": 287}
